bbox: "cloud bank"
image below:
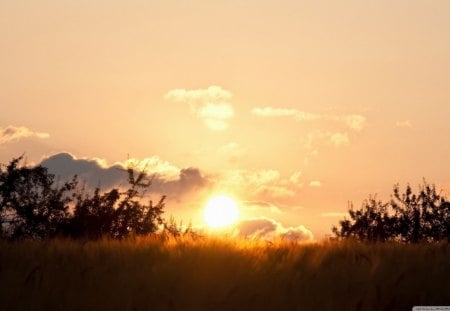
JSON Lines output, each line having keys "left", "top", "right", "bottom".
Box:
{"left": 165, "top": 86, "right": 235, "bottom": 131}
{"left": 40, "top": 153, "right": 209, "bottom": 199}
{"left": 0, "top": 126, "right": 49, "bottom": 144}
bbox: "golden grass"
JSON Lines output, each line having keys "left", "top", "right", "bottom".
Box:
{"left": 1, "top": 236, "right": 450, "bottom": 310}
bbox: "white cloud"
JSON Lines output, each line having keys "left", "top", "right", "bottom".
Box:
{"left": 165, "top": 86, "right": 235, "bottom": 131}
{"left": 395, "top": 120, "right": 413, "bottom": 128}
{"left": 329, "top": 132, "right": 350, "bottom": 147}
{"left": 120, "top": 156, "right": 181, "bottom": 180}
{"left": 303, "top": 130, "right": 351, "bottom": 151}
{"left": 165, "top": 85, "right": 232, "bottom": 103}
{"left": 214, "top": 168, "right": 304, "bottom": 202}
{"left": 251, "top": 107, "right": 299, "bottom": 117}
{"left": 289, "top": 171, "right": 303, "bottom": 184}
{"left": 218, "top": 142, "right": 246, "bottom": 160}
{"left": 0, "top": 126, "right": 49, "bottom": 144}
{"left": 341, "top": 115, "right": 366, "bottom": 131}
{"left": 252, "top": 106, "right": 367, "bottom": 131}
{"left": 234, "top": 217, "right": 313, "bottom": 241}
{"left": 309, "top": 181, "right": 322, "bottom": 187}
{"left": 197, "top": 103, "right": 234, "bottom": 119}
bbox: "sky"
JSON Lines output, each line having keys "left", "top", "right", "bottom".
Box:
{"left": 1, "top": 0, "right": 450, "bottom": 239}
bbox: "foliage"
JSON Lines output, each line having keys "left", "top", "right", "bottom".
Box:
{"left": 0, "top": 156, "right": 77, "bottom": 239}
{"left": 333, "top": 181, "right": 450, "bottom": 243}
{"left": 0, "top": 156, "right": 166, "bottom": 240}
{"left": 1, "top": 238, "right": 450, "bottom": 310}
{"left": 68, "top": 168, "right": 166, "bottom": 239}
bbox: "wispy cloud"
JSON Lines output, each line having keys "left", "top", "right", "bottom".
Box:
{"left": 216, "top": 169, "right": 304, "bottom": 200}
{"left": 218, "top": 142, "right": 246, "bottom": 161}
{"left": 303, "top": 130, "right": 350, "bottom": 152}
{"left": 395, "top": 120, "right": 413, "bottom": 128}
{"left": 252, "top": 107, "right": 367, "bottom": 131}
{"left": 329, "top": 132, "right": 350, "bottom": 147}
{"left": 309, "top": 181, "right": 322, "bottom": 187}
{"left": 165, "top": 86, "right": 235, "bottom": 131}
{"left": 0, "top": 126, "right": 49, "bottom": 144}
{"left": 242, "top": 200, "right": 284, "bottom": 214}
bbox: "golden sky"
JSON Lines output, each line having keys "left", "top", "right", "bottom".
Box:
{"left": 1, "top": 0, "right": 449, "bottom": 238}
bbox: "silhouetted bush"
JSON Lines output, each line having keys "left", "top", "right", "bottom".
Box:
{"left": 333, "top": 181, "right": 450, "bottom": 243}
{"left": 68, "top": 169, "right": 166, "bottom": 239}
{"left": 0, "top": 157, "right": 77, "bottom": 239}
{"left": 0, "top": 156, "right": 166, "bottom": 240}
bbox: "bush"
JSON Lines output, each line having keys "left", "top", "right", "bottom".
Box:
{"left": 0, "top": 156, "right": 166, "bottom": 240}
{"left": 333, "top": 181, "right": 450, "bottom": 243}
{"left": 0, "top": 157, "right": 77, "bottom": 239}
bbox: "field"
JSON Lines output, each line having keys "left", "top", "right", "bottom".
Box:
{"left": 1, "top": 237, "right": 450, "bottom": 310}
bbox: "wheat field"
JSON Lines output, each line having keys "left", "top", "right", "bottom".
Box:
{"left": 1, "top": 236, "right": 450, "bottom": 310}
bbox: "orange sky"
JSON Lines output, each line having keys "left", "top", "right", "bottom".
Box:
{"left": 1, "top": 0, "right": 449, "bottom": 238}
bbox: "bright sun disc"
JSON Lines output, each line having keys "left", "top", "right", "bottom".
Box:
{"left": 204, "top": 195, "right": 239, "bottom": 228}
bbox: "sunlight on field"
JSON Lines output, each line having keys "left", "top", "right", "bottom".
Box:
{"left": 1, "top": 237, "right": 450, "bottom": 310}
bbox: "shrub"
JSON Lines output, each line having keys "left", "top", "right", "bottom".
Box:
{"left": 0, "top": 156, "right": 166, "bottom": 240}
{"left": 333, "top": 181, "right": 450, "bottom": 243}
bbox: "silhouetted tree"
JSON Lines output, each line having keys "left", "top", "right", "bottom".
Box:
{"left": 0, "top": 156, "right": 77, "bottom": 239}
{"left": 333, "top": 181, "right": 450, "bottom": 243}
{"left": 0, "top": 156, "right": 166, "bottom": 240}
{"left": 68, "top": 169, "right": 166, "bottom": 239}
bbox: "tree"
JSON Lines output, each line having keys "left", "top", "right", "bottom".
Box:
{"left": 0, "top": 156, "right": 77, "bottom": 239}
{"left": 68, "top": 168, "right": 166, "bottom": 239}
{"left": 0, "top": 156, "right": 166, "bottom": 240}
{"left": 332, "top": 181, "right": 450, "bottom": 243}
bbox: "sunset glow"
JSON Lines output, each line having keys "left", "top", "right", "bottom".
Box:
{"left": 204, "top": 196, "right": 239, "bottom": 229}
{"left": 1, "top": 0, "right": 449, "bottom": 239}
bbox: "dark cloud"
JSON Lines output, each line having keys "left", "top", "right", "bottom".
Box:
{"left": 149, "top": 167, "right": 208, "bottom": 198}
{"left": 40, "top": 153, "right": 209, "bottom": 198}
{"left": 41, "top": 153, "right": 126, "bottom": 189}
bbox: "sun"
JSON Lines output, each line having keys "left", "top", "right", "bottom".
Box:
{"left": 204, "top": 195, "right": 239, "bottom": 229}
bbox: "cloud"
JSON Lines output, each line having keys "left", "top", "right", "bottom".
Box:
{"left": 309, "top": 181, "right": 322, "bottom": 187}
{"left": 165, "top": 85, "right": 232, "bottom": 103}
{"left": 341, "top": 115, "right": 366, "bottom": 131}
{"left": 395, "top": 120, "right": 413, "bottom": 128}
{"left": 242, "top": 200, "right": 283, "bottom": 214}
{"left": 303, "top": 130, "right": 350, "bottom": 153}
{"left": 234, "top": 217, "right": 313, "bottom": 241}
{"left": 197, "top": 103, "right": 234, "bottom": 119}
{"left": 252, "top": 107, "right": 367, "bottom": 131}
{"left": 216, "top": 169, "right": 304, "bottom": 200}
{"left": 251, "top": 107, "right": 300, "bottom": 118}
{"left": 165, "top": 86, "right": 235, "bottom": 131}
{"left": 40, "top": 152, "right": 209, "bottom": 199}
{"left": 289, "top": 171, "right": 302, "bottom": 184}
{"left": 218, "top": 142, "right": 246, "bottom": 161}
{"left": 329, "top": 132, "right": 350, "bottom": 147}
{"left": 0, "top": 126, "right": 49, "bottom": 144}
